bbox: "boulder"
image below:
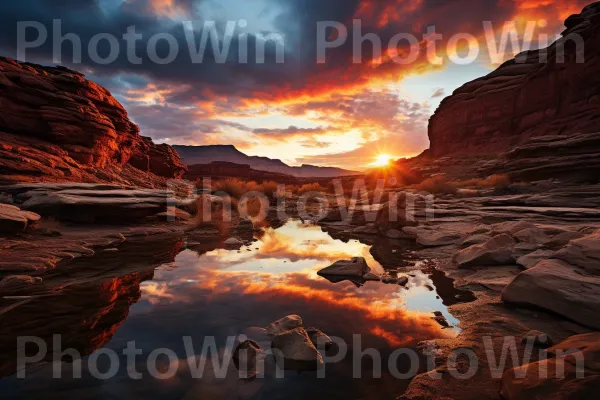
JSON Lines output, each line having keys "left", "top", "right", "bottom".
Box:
{"left": 502, "top": 259, "right": 600, "bottom": 329}
{"left": 375, "top": 194, "right": 418, "bottom": 234}
{"left": 0, "top": 275, "right": 43, "bottom": 294}
{"left": 513, "top": 227, "right": 549, "bottom": 245}
{"left": 461, "top": 234, "right": 492, "bottom": 248}
{"left": 317, "top": 257, "right": 372, "bottom": 278}
{"left": 352, "top": 224, "right": 379, "bottom": 235}
{"left": 501, "top": 333, "right": 600, "bottom": 400}
{"left": 467, "top": 225, "right": 491, "bottom": 235}
{"left": 454, "top": 234, "right": 516, "bottom": 268}
{"left": 224, "top": 237, "right": 244, "bottom": 248}
{"left": 403, "top": 226, "right": 463, "bottom": 247}
{"left": 516, "top": 249, "right": 555, "bottom": 269}
{"left": 154, "top": 206, "right": 191, "bottom": 221}
{"left": 271, "top": 327, "right": 324, "bottom": 370}
{"left": 232, "top": 340, "right": 265, "bottom": 380}
{"left": 318, "top": 208, "right": 343, "bottom": 222}
{"left": 543, "top": 231, "right": 585, "bottom": 250}
{"left": 491, "top": 221, "right": 537, "bottom": 236}
{"left": 265, "top": 315, "right": 303, "bottom": 336}
{"left": 0, "top": 204, "right": 40, "bottom": 234}
{"left": 306, "top": 327, "right": 333, "bottom": 350}
{"left": 511, "top": 242, "right": 541, "bottom": 259}
{"left": 522, "top": 330, "right": 554, "bottom": 348}
{"left": 553, "top": 231, "right": 600, "bottom": 272}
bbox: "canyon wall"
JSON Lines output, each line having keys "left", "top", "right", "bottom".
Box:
{"left": 0, "top": 57, "right": 186, "bottom": 186}
{"left": 428, "top": 2, "right": 600, "bottom": 157}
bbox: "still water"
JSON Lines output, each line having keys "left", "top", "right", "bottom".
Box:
{"left": 1, "top": 220, "right": 472, "bottom": 400}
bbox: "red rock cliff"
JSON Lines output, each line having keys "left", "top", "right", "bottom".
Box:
{"left": 0, "top": 57, "right": 186, "bottom": 185}
{"left": 428, "top": 2, "right": 600, "bottom": 157}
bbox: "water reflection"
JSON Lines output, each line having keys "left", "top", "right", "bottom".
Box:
{"left": 0, "top": 220, "right": 472, "bottom": 400}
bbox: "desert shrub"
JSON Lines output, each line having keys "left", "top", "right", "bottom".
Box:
{"left": 415, "top": 176, "right": 458, "bottom": 195}
{"left": 33, "top": 217, "right": 63, "bottom": 231}
{"left": 452, "top": 174, "right": 511, "bottom": 190}
{"left": 211, "top": 178, "right": 282, "bottom": 200}
{"left": 294, "top": 182, "right": 328, "bottom": 195}
{"left": 213, "top": 178, "right": 255, "bottom": 199}
{"left": 259, "top": 181, "right": 279, "bottom": 198}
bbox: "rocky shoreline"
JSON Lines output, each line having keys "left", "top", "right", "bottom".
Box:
{"left": 2, "top": 178, "right": 600, "bottom": 398}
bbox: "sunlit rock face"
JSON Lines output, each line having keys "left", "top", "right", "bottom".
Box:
{"left": 0, "top": 57, "right": 186, "bottom": 184}
{"left": 428, "top": 3, "right": 600, "bottom": 157}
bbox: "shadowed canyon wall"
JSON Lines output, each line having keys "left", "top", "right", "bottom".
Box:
{"left": 428, "top": 3, "right": 600, "bottom": 157}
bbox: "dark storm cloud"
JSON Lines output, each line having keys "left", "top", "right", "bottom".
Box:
{"left": 0, "top": 0, "right": 522, "bottom": 103}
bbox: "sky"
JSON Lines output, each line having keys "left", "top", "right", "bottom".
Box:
{"left": 0, "top": 0, "right": 592, "bottom": 169}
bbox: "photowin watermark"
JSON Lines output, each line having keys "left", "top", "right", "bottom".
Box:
{"left": 165, "top": 177, "right": 435, "bottom": 225}
{"left": 16, "top": 18, "right": 585, "bottom": 66}
{"left": 15, "top": 334, "right": 587, "bottom": 382}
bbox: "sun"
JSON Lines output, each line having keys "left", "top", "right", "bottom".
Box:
{"left": 372, "top": 154, "right": 392, "bottom": 167}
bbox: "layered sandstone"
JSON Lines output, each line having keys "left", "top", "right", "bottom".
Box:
{"left": 428, "top": 2, "right": 600, "bottom": 157}
{"left": 0, "top": 57, "right": 186, "bottom": 185}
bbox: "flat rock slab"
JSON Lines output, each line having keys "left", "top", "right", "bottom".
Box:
{"left": 454, "top": 234, "right": 516, "bottom": 268}
{"left": 0, "top": 203, "right": 40, "bottom": 235}
{"left": 554, "top": 230, "right": 600, "bottom": 272}
{"left": 6, "top": 184, "right": 173, "bottom": 223}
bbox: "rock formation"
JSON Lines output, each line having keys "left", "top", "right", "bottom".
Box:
{"left": 0, "top": 57, "right": 186, "bottom": 186}
{"left": 428, "top": 3, "right": 600, "bottom": 158}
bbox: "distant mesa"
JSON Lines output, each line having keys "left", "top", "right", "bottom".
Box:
{"left": 173, "top": 145, "right": 361, "bottom": 178}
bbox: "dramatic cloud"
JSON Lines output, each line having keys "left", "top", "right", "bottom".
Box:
{"left": 0, "top": 0, "right": 590, "bottom": 168}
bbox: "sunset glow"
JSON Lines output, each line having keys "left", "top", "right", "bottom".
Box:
{"left": 372, "top": 154, "right": 393, "bottom": 167}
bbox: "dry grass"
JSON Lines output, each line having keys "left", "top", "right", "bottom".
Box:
{"left": 211, "top": 178, "right": 281, "bottom": 199}
{"left": 413, "top": 174, "right": 511, "bottom": 195}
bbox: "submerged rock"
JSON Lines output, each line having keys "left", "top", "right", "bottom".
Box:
{"left": 317, "top": 257, "right": 371, "bottom": 278}
{"left": 454, "top": 234, "right": 516, "bottom": 268}
{"left": 224, "top": 237, "right": 244, "bottom": 247}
